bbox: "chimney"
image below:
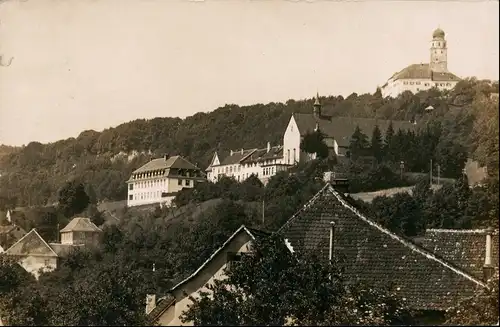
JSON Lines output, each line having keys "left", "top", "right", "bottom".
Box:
{"left": 164, "top": 154, "right": 169, "bottom": 161}
{"left": 241, "top": 148, "right": 244, "bottom": 155}
{"left": 483, "top": 228, "right": 495, "bottom": 282}
{"left": 329, "top": 221, "right": 335, "bottom": 262}
{"left": 230, "top": 150, "right": 233, "bottom": 156}
{"left": 267, "top": 142, "right": 271, "bottom": 153}
{"left": 145, "top": 294, "right": 157, "bottom": 315}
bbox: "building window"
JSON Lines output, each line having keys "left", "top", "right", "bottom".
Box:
{"left": 185, "top": 180, "right": 190, "bottom": 186}
{"left": 129, "top": 195, "right": 133, "bottom": 200}
{"left": 416, "top": 82, "right": 421, "bottom": 85}
{"left": 417, "top": 88, "right": 420, "bottom": 91}
{"left": 129, "top": 183, "right": 133, "bottom": 190}
{"left": 287, "top": 149, "right": 290, "bottom": 164}
{"left": 44, "top": 259, "right": 50, "bottom": 266}
{"left": 293, "top": 148, "right": 296, "bottom": 163}
{"left": 178, "top": 179, "right": 182, "bottom": 185}
{"left": 425, "top": 83, "right": 429, "bottom": 86}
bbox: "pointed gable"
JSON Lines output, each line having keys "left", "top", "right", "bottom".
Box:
{"left": 211, "top": 152, "right": 220, "bottom": 166}
{"left": 279, "top": 184, "right": 486, "bottom": 311}
{"left": 5, "top": 229, "right": 58, "bottom": 257}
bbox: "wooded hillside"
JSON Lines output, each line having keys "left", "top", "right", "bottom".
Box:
{"left": 0, "top": 78, "right": 497, "bottom": 208}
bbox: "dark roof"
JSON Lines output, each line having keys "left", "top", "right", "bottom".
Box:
{"left": 133, "top": 155, "right": 200, "bottom": 174}
{"left": 219, "top": 149, "right": 256, "bottom": 166}
{"left": 278, "top": 184, "right": 486, "bottom": 311}
{"left": 389, "top": 63, "right": 460, "bottom": 82}
{"left": 293, "top": 114, "right": 416, "bottom": 147}
{"left": 413, "top": 229, "right": 499, "bottom": 282}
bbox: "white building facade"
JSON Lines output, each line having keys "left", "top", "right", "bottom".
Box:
{"left": 206, "top": 142, "right": 290, "bottom": 185}
{"left": 126, "top": 155, "right": 206, "bottom": 207}
{"left": 381, "top": 28, "right": 461, "bottom": 98}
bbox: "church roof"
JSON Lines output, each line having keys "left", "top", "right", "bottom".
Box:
{"left": 292, "top": 114, "right": 416, "bottom": 147}
{"left": 390, "top": 64, "right": 460, "bottom": 82}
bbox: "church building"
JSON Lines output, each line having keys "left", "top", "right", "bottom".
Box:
{"left": 381, "top": 28, "right": 461, "bottom": 98}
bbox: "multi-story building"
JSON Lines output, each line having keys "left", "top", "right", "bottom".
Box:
{"left": 381, "top": 28, "right": 461, "bottom": 98}
{"left": 206, "top": 142, "right": 289, "bottom": 185}
{"left": 207, "top": 94, "right": 416, "bottom": 184}
{"left": 126, "top": 155, "right": 206, "bottom": 207}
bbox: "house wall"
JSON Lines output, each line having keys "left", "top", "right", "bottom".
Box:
{"left": 127, "top": 176, "right": 201, "bottom": 207}
{"left": 283, "top": 116, "right": 301, "bottom": 166}
{"left": 158, "top": 233, "right": 254, "bottom": 326}
{"left": 382, "top": 78, "right": 458, "bottom": 98}
{"left": 17, "top": 255, "right": 58, "bottom": 280}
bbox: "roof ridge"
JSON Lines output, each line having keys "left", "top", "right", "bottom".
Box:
{"left": 326, "top": 185, "right": 488, "bottom": 288}
{"left": 426, "top": 228, "right": 498, "bottom": 234}
{"left": 170, "top": 224, "right": 254, "bottom": 291}
{"left": 276, "top": 183, "right": 331, "bottom": 234}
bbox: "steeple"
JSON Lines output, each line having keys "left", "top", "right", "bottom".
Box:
{"left": 313, "top": 92, "right": 322, "bottom": 118}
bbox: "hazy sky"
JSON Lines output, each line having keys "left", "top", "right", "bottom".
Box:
{"left": 0, "top": 0, "right": 498, "bottom": 146}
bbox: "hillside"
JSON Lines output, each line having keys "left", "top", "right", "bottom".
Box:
{"left": 0, "top": 78, "right": 497, "bottom": 208}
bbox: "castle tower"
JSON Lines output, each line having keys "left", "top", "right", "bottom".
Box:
{"left": 430, "top": 28, "right": 448, "bottom": 73}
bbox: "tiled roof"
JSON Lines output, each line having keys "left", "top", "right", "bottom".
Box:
{"left": 413, "top": 229, "right": 499, "bottom": 282}
{"left": 278, "top": 184, "right": 487, "bottom": 311}
{"left": 60, "top": 217, "right": 102, "bottom": 233}
{"left": 432, "top": 71, "right": 461, "bottom": 82}
{"left": 293, "top": 114, "right": 416, "bottom": 147}
{"left": 133, "top": 155, "right": 199, "bottom": 174}
{"left": 48, "top": 243, "right": 84, "bottom": 257}
{"left": 5, "top": 229, "right": 58, "bottom": 257}
{"left": 389, "top": 63, "right": 460, "bottom": 82}
{"left": 219, "top": 149, "right": 256, "bottom": 166}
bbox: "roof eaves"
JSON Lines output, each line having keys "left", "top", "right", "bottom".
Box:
{"left": 170, "top": 225, "right": 252, "bottom": 291}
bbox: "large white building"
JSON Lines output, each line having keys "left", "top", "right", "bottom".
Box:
{"left": 206, "top": 94, "right": 415, "bottom": 184}
{"left": 126, "top": 155, "right": 206, "bottom": 207}
{"left": 381, "top": 28, "right": 461, "bottom": 98}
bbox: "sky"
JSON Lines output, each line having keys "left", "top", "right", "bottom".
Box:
{"left": 0, "top": 0, "right": 498, "bottom": 146}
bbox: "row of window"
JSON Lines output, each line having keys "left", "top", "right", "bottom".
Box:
{"left": 215, "top": 158, "right": 280, "bottom": 175}
{"left": 263, "top": 166, "right": 275, "bottom": 176}
{"left": 402, "top": 81, "right": 452, "bottom": 87}
{"left": 129, "top": 178, "right": 191, "bottom": 190}
{"left": 129, "top": 190, "right": 163, "bottom": 201}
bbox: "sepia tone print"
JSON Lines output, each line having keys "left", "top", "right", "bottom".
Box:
{"left": 0, "top": 0, "right": 498, "bottom": 326}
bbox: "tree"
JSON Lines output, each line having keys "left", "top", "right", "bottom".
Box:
{"left": 445, "top": 271, "right": 499, "bottom": 326}
{"left": 181, "top": 234, "right": 414, "bottom": 326}
{"left": 384, "top": 121, "right": 395, "bottom": 161}
{"left": 348, "top": 126, "right": 369, "bottom": 160}
{"left": 370, "top": 125, "right": 383, "bottom": 162}
{"left": 300, "top": 130, "right": 329, "bottom": 160}
{"left": 57, "top": 181, "right": 90, "bottom": 218}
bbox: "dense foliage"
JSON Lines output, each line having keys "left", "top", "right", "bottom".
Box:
{"left": 445, "top": 272, "right": 499, "bottom": 326}
{"left": 181, "top": 234, "right": 414, "bottom": 326}
{"left": 0, "top": 78, "right": 497, "bottom": 208}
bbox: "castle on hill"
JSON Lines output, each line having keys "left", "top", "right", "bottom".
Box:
{"left": 381, "top": 28, "right": 461, "bottom": 98}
